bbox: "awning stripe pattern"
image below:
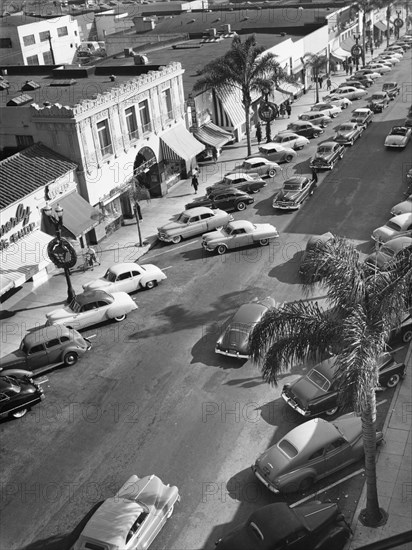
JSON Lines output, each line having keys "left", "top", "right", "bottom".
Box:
{"left": 216, "top": 85, "right": 245, "bottom": 128}
{"left": 0, "top": 230, "right": 52, "bottom": 296}
{"left": 277, "top": 81, "right": 304, "bottom": 100}
{"left": 192, "top": 122, "right": 233, "bottom": 149}
{"left": 160, "top": 125, "right": 205, "bottom": 162}
{"left": 57, "top": 192, "right": 102, "bottom": 238}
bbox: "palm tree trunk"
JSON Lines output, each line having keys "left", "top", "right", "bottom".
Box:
{"left": 362, "top": 12, "right": 366, "bottom": 66}
{"left": 386, "top": 7, "right": 391, "bottom": 48}
{"left": 359, "top": 389, "right": 387, "bottom": 527}
{"left": 244, "top": 101, "right": 252, "bottom": 157}
{"left": 315, "top": 68, "right": 319, "bottom": 104}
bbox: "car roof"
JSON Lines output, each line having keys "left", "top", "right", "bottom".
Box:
{"left": 107, "top": 263, "right": 141, "bottom": 275}
{"left": 339, "top": 122, "right": 357, "bottom": 127}
{"left": 383, "top": 236, "right": 412, "bottom": 251}
{"left": 231, "top": 302, "right": 268, "bottom": 324}
{"left": 259, "top": 143, "right": 284, "bottom": 151}
{"left": 276, "top": 131, "right": 298, "bottom": 137}
{"left": 247, "top": 503, "right": 306, "bottom": 544}
{"left": 372, "top": 91, "right": 386, "bottom": 96}
{"left": 352, "top": 108, "right": 370, "bottom": 113}
{"left": 23, "top": 325, "right": 74, "bottom": 345}
{"left": 281, "top": 418, "right": 340, "bottom": 455}
{"left": 211, "top": 186, "right": 246, "bottom": 195}
{"left": 318, "top": 141, "right": 337, "bottom": 147}
{"left": 390, "top": 212, "right": 412, "bottom": 223}
{"left": 225, "top": 173, "right": 249, "bottom": 180}
{"left": 77, "top": 289, "right": 113, "bottom": 305}
{"left": 228, "top": 220, "right": 254, "bottom": 230}
{"left": 244, "top": 157, "right": 268, "bottom": 163}
{"left": 284, "top": 175, "right": 308, "bottom": 184}
{"left": 383, "top": 82, "right": 398, "bottom": 85}
{"left": 183, "top": 206, "right": 214, "bottom": 215}
{"left": 289, "top": 120, "right": 312, "bottom": 127}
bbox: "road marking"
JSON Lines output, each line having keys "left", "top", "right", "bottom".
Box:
{"left": 161, "top": 265, "right": 173, "bottom": 271}
{"left": 144, "top": 241, "right": 198, "bottom": 259}
{"left": 376, "top": 399, "right": 387, "bottom": 407}
{"left": 290, "top": 468, "right": 365, "bottom": 508}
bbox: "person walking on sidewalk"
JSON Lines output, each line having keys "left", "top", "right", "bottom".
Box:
{"left": 279, "top": 104, "right": 286, "bottom": 118}
{"left": 326, "top": 76, "right": 332, "bottom": 91}
{"left": 191, "top": 174, "right": 199, "bottom": 194}
{"left": 318, "top": 75, "right": 323, "bottom": 88}
{"left": 311, "top": 167, "right": 318, "bottom": 184}
{"left": 285, "top": 101, "right": 292, "bottom": 118}
{"left": 85, "top": 246, "right": 100, "bottom": 270}
{"left": 212, "top": 148, "right": 218, "bottom": 163}
{"left": 256, "top": 123, "right": 262, "bottom": 145}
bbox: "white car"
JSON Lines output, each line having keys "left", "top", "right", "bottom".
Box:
{"left": 324, "top": 96, "right": 352, "bottom": 109}
{"left": 366, "top": 63, "right": 391, "bottom": 74}
{"left": 230, "top": 157, "right": 281, "bottom": 178}
{"left": 372, "top": 213, "right": 412, "bottom": 244}
{"left": 391, "top": 195, "right": 412, "bottom": 216}
{"left": 383, "top": 50, "right": 403, "bottom": 59}
{"left": 324, "top": 86, "right": 367, "bottom": 101}
{"left": 375, "top": 55, "right": 400, "bottom": 64}
{"left": 310, "top": 102, "right": 341, "bottom": 117}
{"left": 272, "top": 131, "right": 310, "bottom": 150}
{"left": 354, "top": 69, "right": 381, "bottom": 80}
{"left": 83, "top": 262, "right": 167, "bottom": 293}
{"left": 384, "top": 126, "right": 412, "bottom": 148}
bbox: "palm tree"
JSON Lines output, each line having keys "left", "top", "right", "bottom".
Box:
{"left": 353, "top": 0, "right": 374, "bottom": 66}
{"left": 249, "top": 236, "right": 411, "bottom": 527}
{"left": 386, "top": 4, "right": 392, "bottom": 48}
{"left": 302, "top": 53, "right": 327, "bottom": 104}
{"left": 193, "top": 34, "right": 287, "bottom": 157}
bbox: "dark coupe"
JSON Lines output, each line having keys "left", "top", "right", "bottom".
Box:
{"left": 382, "top": 81, "right": 400, "bottom": 99}
{"left": 215, "top": 501, "right": 351, "bottom": 550}
{"left": 287, "top": 120, "right": 324, "bottom": 139}
{"left": 272, "top": 175, "right": 317, "bottom": 210}
{"left": 310, "top": 141, "right": 345, "bottom": 170}
{"left": 368, "top": 91, "right": 391, "bottom": 113}
{"left": 0, "top": 374, "right": 46, "bottom": 419}
{"left": 333, "top": 122, "right": 364, "bottom": 145}
{"left": 206, "top": 173, "right": 266, "bottom": 195}
{"left": 185, "top": 187, "right": 254, "bottom": 212}
{"left": 282, "top": 352, "right": 406, "bottom": 417}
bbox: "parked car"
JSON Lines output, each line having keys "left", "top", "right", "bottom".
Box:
{"left": 354, "top": 69, "right": 381, "bottom": 80}
{"left": 0, "top": 374, "right": 46, "bottom": 419}
{"left": 299, "top": 232, "right": 334, "bottom": 277}
{"left": 391, "top": 195, "right": 412, "bottom": 216}
{"left": 384, "top": 126, "right": 412, "bottom": 148}
{"left": 272, "top": 131, "right": 310, "bottom": 150}
{"left": 404, "top": 116, "right": 412, "bottom": 129}
{"left": 365, "top": 236, "right": 412, "bottom": 269}
{"left": 310, "top": 102, "right": 341, "bottom": 117}
{"left": 72, "top": 474, "right": 180, "bottom": 550}
{"left": 272, "top": 175, "right": 317, "bottom": 210}
{"left": 390, "top": 312, "right": 412, "bottom": 344}
{"left": 351, "top": 107, "right": 373, "bottom": 127}
{"left": 340, "top": 79, "right": 366, "bottom": 90}
{"left": 383, "top": 49, "right": 403, "bottom": 58}
{"left": 185, "top": 188, "right": 254, "bottom": 212}
{"left": 323, "top": 95, "right": 352, "bottom": 109}
{"left": 382, "top": 81, "right": 401, "bottom": 98}
{"left": 215, "top": 297, "right": 276, "bottom": 358}
{"left": 333, "top": 122, "right": 364, "bottom": 146}
{"left": 250, "top": 143, "right": 297, "bottom": 164}
{"left": 368, "top": 91, "right": 391, "bottom": 113}
{"left": 324, "top": 86, "right": 367, "bottom": 101}
{"left": 228, "top": 157, "right": 281, "bottom": 178}
{"left": 202, "top": 220, "right": 279, "bottom": 255}
{"left": 385, "top": 45, "right": 404, "bottom": 54}
{"left": 286, "top": 120, "right": 324, "bottom": 138}
{"left": 366, "top": 63, "right": 391, "bottom": 74}
{"left": 298, "top": 112, "right": 332, "bottom": 127}
{"left": 310, "top": 141, "right": 345, "bottom": 170}
{"left": 45, "top": 290, "right": 138, "bottom": 330}
{"left": 157, "top": 206, "right": 233, "bottom": 244}
{"left": 377, "top": 55, "right": 400, "bottom": 64}
{"left": 206, "top": 173, "right": 266, "bottom": 195}
{"left": 347, "top": 76, "right": 373, "bottom": 87}
{"left": 83, "top": 262, "right": 166, "bottom": 293}
{"left": 252, "top": 413, "right": 383, "bottom": 494}
{"left": 372, "top": 213, "right": 412, "bottom": 243}
{"left": 0, "top": 326, "right": 91, "bottom": 376}
{"left": 281, "top": 352, "right": 406, "bottom": 418}
{"left": 214, "top": 501, "right": 351, "bottom": 550}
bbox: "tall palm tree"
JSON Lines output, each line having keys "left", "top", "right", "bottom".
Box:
{"left": 193, "top": 34, "right": 287, "bottom": 157}
{"left": 386, "top": 4, "right": 392, "bottom": 48}
{"left": 249, "top": 236, "right": 411, "bottom": 527}
{"left": 302, "top": 53, "right": 327, "bottom": 104}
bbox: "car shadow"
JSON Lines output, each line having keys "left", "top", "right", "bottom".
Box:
{"left": 267, "top": 251, "right": 303, "bottom": 283}
{"left": 226, "top": 467, "right": 283, "bottom": 505}
{"left": 355, "top": 240, "right": 376, "bottom": 254}
{"left": 252, "top": 195, "right": 278, "bottom": 217}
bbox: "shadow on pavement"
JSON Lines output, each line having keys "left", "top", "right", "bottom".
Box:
{"left": 267, "top": 251, "right": 303, "bottom": 283}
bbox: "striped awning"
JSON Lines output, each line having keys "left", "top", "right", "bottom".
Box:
{"left": 374, "top": 21, "right": 387, "bottom": 32}
{"left": 277, "top": 80, "right": 304, "bottom": 99}
{"left": 160, "top": 125, "right": 205, "bottom": 162}
{"left": 0, "top": 230, "right": 52, "bottom": 296}
{"left": 192, "top": 122, "right": 233, "bottom": 149}
{"left": 54, "top": 192, "right": 102, "bottom": 238}
{"left": 332, "top": 47, "right": 349, "bottom": 60}
{"left": 216, "top": 85, "right": 245, "bottom": 128}
{"left": 341, "top": 36, "right": 356, "bottom": 53}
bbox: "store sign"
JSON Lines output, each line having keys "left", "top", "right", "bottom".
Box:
{"left": 46, "top": 181, "right": 70, "bottom": 201}
{"left": 0, "top": 203, "right": 35, "bottom": 250}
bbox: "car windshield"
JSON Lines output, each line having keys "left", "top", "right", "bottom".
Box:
{"left": 390, "top": 127, "right": 407, "bottom": 136}
{"left": 104, "top": 270, "right": 116, "bottom": 282}
{"left": 289, "top": 124, "right": 299, "bottom": 131}
{"left": 307, "top": 369, "right": 331, "bottom": 391}
{"left": 339, "top": 125, "right": 353, "bottom": 131}
{"left": 372, "top": 94, "right": 384, "bottom": 99}
{"left": 317, "top": 146, "right": 332, "bottom": 154}
{"left": 284, "top": 183, "right": 302, "bottom": 191}
{"left": 278, "top": 439, "right": 298, "bottom": 458}
{"left": 386, "top": 221, "right": 401, "bottom": 231}
{"left": 177, "top": 212, "right": 191, "bottom": 224}
{"left": 380, "top": 246, "right": 396, "bottom": 257}
{"left": 383, "top": 84, "right": 395, "bottom": 89}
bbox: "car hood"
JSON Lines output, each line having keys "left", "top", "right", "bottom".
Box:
{"left": 289, "top": 375, "right": 324, "bottom": 405}
{"left": 313, "top": 152, "right": 332, "bottom": 161}
{"left": 158, "top": 220, "right": 189, "bottom": 232}
{"left": 335, "top": 131, "right": 353, "bottom": 139}
{"left": 373, "top": 227, "right": 397, "bottom": 241}
{"left": 370, "top": 98, "right": 386, "bottom": 104}
{"left": 46, "top": 306, "right": 73, "bottom": 322}
{"left": 217, "top": 326, "right": 250, "bottom": 354}
{"left": 391, "top": 202, "right": 411, "bottom": 216}
{"left": 203, "top": 228, "right": 225, "bottom": 242}
{"left": 275, "top": 189, "right": 301, "bottom": 201}
{"left": 0, "top": 350, "right": 26, "bottom": 368}
{"left": 83, "top": 278, "right": 112, "bottom": 291}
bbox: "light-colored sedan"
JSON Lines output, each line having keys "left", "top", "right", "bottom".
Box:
{"left": 354, "top": 69, "right": 381, "bottom": 80}
{"left": 365, "top": 236, "right": 412, "bottom": 269}
{"left": 251, "top": 143, "right": 297, "bottom": 163}
{"left": 366, "top": 63, "right": 391, "bottom": 74}
{"left": 377, "top": 55, "right": 400, "bottom": 64}
{"left": 83, "top": 262, "right": 166, "bottom": 293}
{"left": 372, "top": 213, "right": 412, "bottom": 243}
{"left": 202, "top": 220, "right": 279, "bottom": 255}
{"left": 310, "top": 102, "right": 341, "bottom": 117}
{"left": 384, "top": 126, "right": 412, "bottom": 148}
{"left": 230, "top": 157, "right": 281, "bottom": 178}
{"left": 351, "top": 108, "right": 373, "bottom": 127}
{"left": 252, "top": 413, "right": 382, "bottom": 494}
{"left": 324, "top": 86, "right": 367, "bottom": 101}
{"left": 391, "top": 195, "right": 412, "bottom": 216}
{"left": 272, "top": 131, "right": 310, "bottom": 150}
{"left": 45, "top": 290, "right": 138, "bottom": 329}
{"left": 324, "top": 95, "right": 352, "bottom": 109}
{"left": 72, "top": 474, "right": 180, "bottom": 550}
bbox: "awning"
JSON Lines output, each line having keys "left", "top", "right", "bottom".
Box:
{"left": 192, "top": 122, "right": 233, "bottom": 149}
{"left": 216, "top": 85, "right": 245, "bottom": 128}
{"left": 341, "top": 36, "right": 356, "bottom": 53}
{"left": 277, "top": 80, "right": 304, "bottom": 99}
{"left": 374, "top": 21, "right": 387, "bottom": 32}
{"left": 56, "top": 192, "right": 102, "bottom": 238}
{"left": 0, "top": 230, "right": 52, "bottom": 296}
{"left": 160, "top": 125, "right": 205, "bottom": 162}
{"left": 332, "top": 47, "right": 349, "bottom": 60}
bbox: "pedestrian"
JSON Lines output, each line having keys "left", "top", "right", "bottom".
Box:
{"left": 326, "top": 76, "right": 332, "bottom": 91}
{"left": 318, "top": 75, "right": 323, "bottom": 88}
{"left": 255, "top": 122, "right": 262, "bottom": 145}
{"left": 348, "top": 61, "right": 353, "bottom": 75}
{"left": 191, "top": 174, "right": 199, "bottom": 194}
{"left": 279, "top": 104, "right": 286, "bottom": 118}
{"left": 85, "top": 246, "right": 100, "bottom": 269}
{"left": 192, "top": 166, "right": 200, "bottom": 178}
{"left": 370, "top": 44, "right": 374, "bottom": 55}
{"left": 344, "top": 60, "right": 349, "bottom": 75}
{"left": 311, "top": 167, "right": 318, "bottom": 184}
{"left": 212, "top": 148, "right": 218, "bottom": 163}
{"left": 285, "top": 102, "right": 292, "bottom": 118}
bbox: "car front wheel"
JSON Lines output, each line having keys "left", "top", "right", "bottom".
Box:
{"left": 114, "top": 314, "right": 126, "bottom": 322}
{"left": 166, "top": 504, "right": 175, "bottom": 519}
{"left": 11, "top": 408, "right": 28, "bottom": 419}
{"left": 299, "top": 477, "right": 314, "bottom": 492}
{"left": 145, "top": 280, "right": 156, "bottom": 290}
{"left": 63, "top": 351, "right": 78, "bottom": 367}
{"left": 172, "top": 235, "right": 182, "bottom": 244}
{"left": 285, "top": 154, "right": 294, "bottom": 163}
{"left": 402, "top": 329, "right": 412, "bottom": 343}
{"left": 259, "top": 238, "right": 270, "bottom": 246}
{"left": 216, "top": 245, "right": 227, "bottom": 255}
{"left": 236, "top": 201, "right": 246, "bottom": 211}
{"left": 313, "top": 132, "right": 320, "bottom": 138}
{"left": 325, "top": 406, "right": 339, "bottom": 416}
{"left": 385, "top": 374, "right": 401, "bottom": 388}
{"left": 268, "top": 168, "right": 276, "bottom": 177}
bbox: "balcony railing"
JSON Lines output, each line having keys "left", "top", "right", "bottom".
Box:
{"left": 128, "top": 129, "right": 139, "bottom": 141}
{"left": 141, "top": 121, "right": 153, "bottom": 134}
{"left": 100, "top": 144, "right": 113, "bottom": 157}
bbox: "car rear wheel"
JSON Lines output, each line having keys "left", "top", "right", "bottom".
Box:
{"left": 386, "top": 374, "right": 401, "bottom": 388}
{"left": 172, "top": 235, "right": 182, "bottom": 244}
{"left": 285, "top": 154, "right": 294, "bottom": 163}
{"left": 236, "top": 201, "right": 246, "bottom": 211}
{"left": 299, "top": 477, "right": 313, "bottom": 492}
{"left": 325, "top": 406, "right": 339, "bottom": 416}
{"left": 402, "top": 329, "right": 412, "bottom": 343}
{"left": 11, "top": 408, "right": 28, "bottom": 419}
{"left": 145, "top": 280, "right": 156, "bottom": 290}
{"left": 313, "top": 132, "right": 320, "bottom": 138}
{"left": 268, "top": 168, "right": 277, "bottom": 177}
{"left": 331, "top": 112, "right": 338, "bottom": 118}
{"left": 251, "top": 188, "right": 260, "bottom": 194}
{"left": 259, "top": 238, "right": 270, "bottom": 246}
{"left": 63, "top": 351, "right": 78, "bottom": 367}
{"left": 217, "top": 245, "right": 227, "bottom": 255}
{"left": 114, "top": 314, "right": 126, "bottom": 322}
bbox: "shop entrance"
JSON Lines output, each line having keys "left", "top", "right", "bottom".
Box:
{"left": 133, "top": 147, "right": 162, "bottom": 197}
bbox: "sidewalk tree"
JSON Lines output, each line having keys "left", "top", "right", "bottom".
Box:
{"left": 248, "top": 236, "right": 412, "bottom": 528}
{"left": 302, "top": 53, "right": 327, "bottom": 104}
{"left": 193, "top": 34, "right": 287, "bottom": 157}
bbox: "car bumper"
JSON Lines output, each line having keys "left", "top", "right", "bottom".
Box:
{"left": 84, "top": 338, "right": 92, "bottom": 351}
{"left": 157, "top": 234, "right": 175, "bottom": 243}
{"left": 252, "top": 466, "right": 279, "bottom": 494}
{"left": 215, "top": 347, "right": 248, "bottom": 358}
{"left": 385, "top": 143, "right": 405, "bottom": 148}
{"left": 273, "top": 203, "right": 300, "bottom": 210}
{"left": 281, "top": 392, "right": 311, "bottom": 416}
{"left": 202, "top": 242, "right": 215, "bottom": 252}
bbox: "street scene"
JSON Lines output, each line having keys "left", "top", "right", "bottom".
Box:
{"left": 0, "top": 0, "right": 412, "bottom": 549}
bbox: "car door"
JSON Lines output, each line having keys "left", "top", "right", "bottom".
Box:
{"left": 228, "top": 228, "right": 252, "bottom": 249}
{"left": 130, "top": 269, "right": 143, "bottom": 291}
{"left": 251, "top": 161, "right": 265, "bottom": 175}
{"left": 323, "top": 438, "right": 354, "bottom": 476}
{"left": 203, "top": 211, "right": 220, "bottom": 231}
{"left": 185, "top": 214, "right": 202, "bottom": 237}
{"left": 78, "top": 301, "right": 103, "bottom": 328}
{"left": 114, "top": 270, "right": 134, "bottom": 293}
{"left": 44, "top": 337, "right": 64, "bottom": 366}
{"left": 26, "top": 342, "right": 49, "bottom": 371}
{"left": 214, "top": 193, "right": 232, "bottom": 211}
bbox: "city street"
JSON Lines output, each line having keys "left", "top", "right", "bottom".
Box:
{"left": 0, "top": 55, "right": 411, "bottom": 550}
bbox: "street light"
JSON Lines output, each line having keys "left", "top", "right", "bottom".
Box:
{"left": 44, "top": 203, "right": 76, "bottom": 304}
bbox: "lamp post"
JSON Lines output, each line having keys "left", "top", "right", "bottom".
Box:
{"left": 44, "top": 203, "right": 76, "bottom": 304}
{"left": 258, "top": 81, "right": 278, "bottom": 144}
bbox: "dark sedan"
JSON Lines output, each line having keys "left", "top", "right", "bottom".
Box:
{"left": 333, "top": 122, "right": 364, "bottom": 146}
{"left": 382, "top": 81, "right": 400, "bottom": 99}
{"left": 185, "top": 188, "right": 254, "bottom": 212}
{"left": 281, "top": 352, "right": 406, "bottom": 417}
{"left": 215, "top": 501, "right": 350, "bottom": 550}
{"left": 347, "top": 76, "right": 373, "bottom": 87}
{"left": 287, "top": 120, "right": 324, "bottom": 139}
{"left": 272, "top": 175, "right": 317, "bottom": 210}
{"left": 206, "top": 173, "right": 266, "bottom": 195}
{"left": 0, "top": 374, "right": 46, "bottom": 419}
{"left": 368, "top": 91, "right": 391, "bottom": 113}
{"left": 310, "top": 141, "right": 345, "bottom": 170}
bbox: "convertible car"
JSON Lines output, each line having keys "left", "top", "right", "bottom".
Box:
{"left": 228, "top": 157, "right": 280, "bottom": 178}
{"left": 333, "top": 122, "right": 364, "bottom": 145}
{"left": 281, "top": 352, "right": 406, "bottom": 417}
{"left": 215, "top": 501, "right": 351, "bottom": 550}
{"left": 351, "top": 108, "right": 374, "bottom": 126}
{"left": 272, "top": 131, "right": 310, "bottom": 150}
{"left": 310, "top": 141, "right": 345, "bottom": 170}
{"left": 0, "top": 374, "right": 46, "bottom": 419}
{"left": 83, "top": 263, "right": 166, "bottom": 293}
{"left": 215, "top": 297, "right": 276, "bottom": 358}
{"left": 368, "top": 91, "right": 391, "bottom": 113}
{"left": 202, "top": 220, "right": 279, "bottom": 255}
{"left": 72, "top": 474, "right": 180, "bottom": 550}
{"left": 252, "top": 413, "right": 383, "bottom": 494}
{"left": 365, "top": 236, "right": 412, "bottom": 269}
{"left": 157, "top": 207, "right": 233, "bottom": 244}
{"left": 185, "top": 188, "right": 254, "bottom": 212}
{"left": 45, "top": 290, "right": 138, "bottom": 330}
{"left": 372, "top": 213, "right": 412, "bottom": 243}
{"left": 251, "top": 143, "right": 297, "bottom": 163}
{"left": 382, "top": 81, "right": 401, "bottom": 98}
{"left": 384, "top": 126, "right": 412, "bottom": 148}
{"left": 206, "top": 173, "right": 266, "bottom": 195}
{"left": 272, "top": 175, "right": 317, "bottom": 210}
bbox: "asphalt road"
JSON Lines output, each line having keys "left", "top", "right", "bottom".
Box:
{"left": 0, "top": 54, "right": 411, "bottom": 550}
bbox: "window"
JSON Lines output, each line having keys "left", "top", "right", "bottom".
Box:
{"left": 16, "top": 135, "right": 34, "bottom": 148}
{"left": 163, "top": 88, "right": 173, "bottom": 119}
{"left": 26, "top": 54, "right": 39, "bottom": 65}
{"left": 28, "top": 344, "right": 45, "bottom": 355}
{"left": 57, "top": 26, "right": 68, "bottom": 37}
{"left": 39, "top": 31, "right": 50, "bottom": 42}
{"left": 117, "top": 272, "right": 132, "bottom": 281}
{"left": 138, "top": 99, "right": 152, "bottom": 133}
{"left": 23, "top": 34, "right": 35, "bottom": 46}
{"left": 45, "top": 339, "right": 60, "bottom": 348}
{"left": 97, "top": 119, "right": 113, "bottom": 157}
{"left": 308, "top": 448, "right": 325, "bottom": 460}
{"left": 125, "top": 106, "right": 138, "bottom": 140}
{"left": 43, "top": 50, "right": 53, "bottom": 64}
{"left": 60, "top": 336, "right": 70, "bottom": 343}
